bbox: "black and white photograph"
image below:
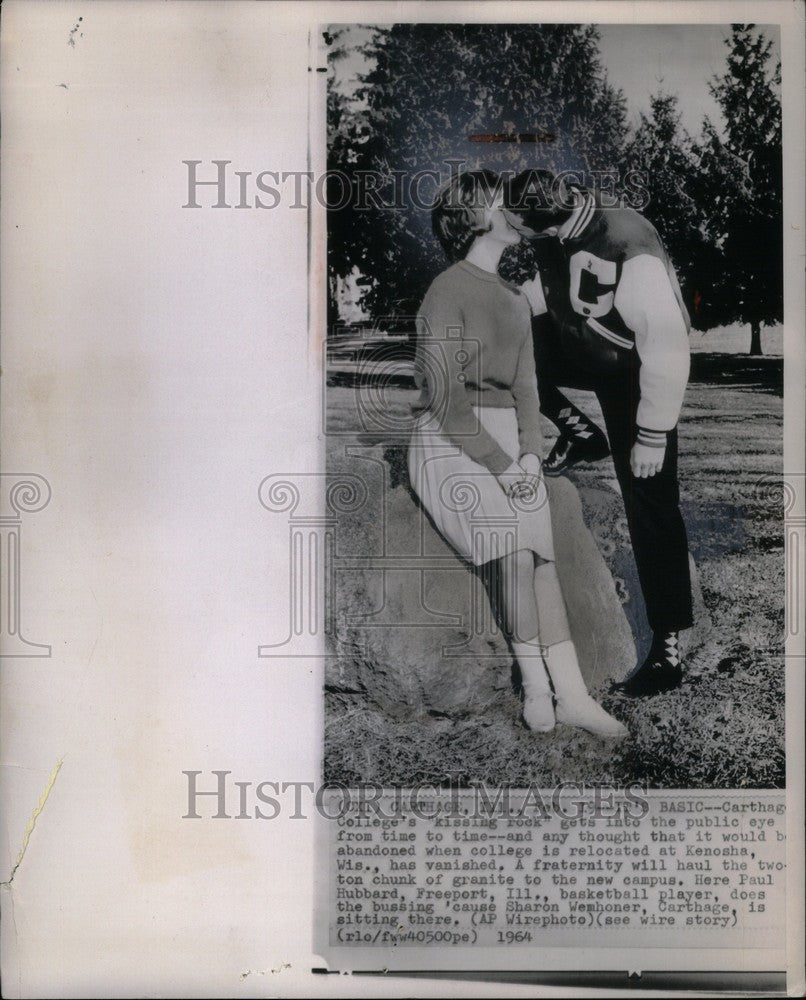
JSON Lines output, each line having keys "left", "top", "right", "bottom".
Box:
{"left": 324, "top": 21, "right": 786, "bottom": 790}
{"left": 0, "top": 2, "right": 802, "bottom": 995}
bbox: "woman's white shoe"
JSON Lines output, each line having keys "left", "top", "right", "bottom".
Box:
{"left": 544, "top": 640, "right": 628, "bottom": 738}
{"left": 555, "top": 697, "right": 627, "bottom": 737}
{"left": 523, "top": 693, "right": 555, "bottom": 732}
{"left": 512, "top": 640, "right": 555, "bottom": 733}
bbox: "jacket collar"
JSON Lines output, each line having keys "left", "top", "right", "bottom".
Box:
{"left": 558, "top": 189, "right": 597, "bottom": 243}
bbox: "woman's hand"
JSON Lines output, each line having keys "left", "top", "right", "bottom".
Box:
{"left": 496, "top": 460, "right": 531, "bottom": 496}
{"left": 519, "top": 453, "right": 543, "bottom": 480}
{"left": 517, "top": 453, "right": 543, "bottom": 496}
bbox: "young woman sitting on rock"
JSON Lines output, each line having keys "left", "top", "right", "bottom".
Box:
{"left": 407, "top": 169, "right": 627, "bottom": 737}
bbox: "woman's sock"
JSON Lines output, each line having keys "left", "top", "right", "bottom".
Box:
{"left": 512, "top": 639, "right": 554, "bottom": 732}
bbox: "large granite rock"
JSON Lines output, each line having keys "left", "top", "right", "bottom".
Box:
{"left": 325, "top": 445, "right": 636, "bottom": 718}
{"left": 548, "top": 477, "right": 637, "bottom": 691}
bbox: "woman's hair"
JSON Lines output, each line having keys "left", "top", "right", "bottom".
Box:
{"left": 431, "top": 169, "right": 502, "bottom": 262}
{"left": 504, "top": 169, "right": 576, "bottom": 234}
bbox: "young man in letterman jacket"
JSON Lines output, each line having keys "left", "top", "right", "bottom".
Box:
{"left": 503, "top": 169, "right": 693, "bottom": 697}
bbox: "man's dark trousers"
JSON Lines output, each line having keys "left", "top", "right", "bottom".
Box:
{"left": 533, "top": 315, "right": 694, "bottom": 634}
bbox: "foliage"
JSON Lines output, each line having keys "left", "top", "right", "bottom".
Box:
{"left": 327, "top": 23, "right": 628, "bottom": 320}
{"left": 622, "top": 93, "right": 715, "bottom": 330}
{"left": 690, "top": 25, "right": 783, "bottom": 349}
{"left": 327, "top": 23, "right": 783, "bottom": 352}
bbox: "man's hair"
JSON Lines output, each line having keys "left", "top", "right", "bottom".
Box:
{"left": 504, "top": 169, "right": 576, "bottom": 234}
{"left": 431, "top": 169, "right": 502, "bottom": 262}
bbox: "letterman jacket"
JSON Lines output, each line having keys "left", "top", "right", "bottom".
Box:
{"left": 535, "top": 190, "right": 691, "bottom": 447}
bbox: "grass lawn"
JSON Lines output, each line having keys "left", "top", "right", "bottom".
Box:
{"left": 325, "top": 326, "right": 785, "bottom": 789}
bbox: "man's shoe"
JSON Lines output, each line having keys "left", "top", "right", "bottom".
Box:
{"left": 543, "top": 431, "right": 610, "bottom": 476}
{"left": 613, "top": 659, "right": 683, "bottom": 698}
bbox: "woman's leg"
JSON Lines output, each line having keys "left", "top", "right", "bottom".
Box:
{"left": 533, "top": 560, "right": 627, "bottom": 737}
{"left": 497, "top": 550, "right": 554, "bottom": 732}
{"left": 499, "top": 549, "right": 540, "bottom": 642}
{"left": 532, "top": 560, "right": 571, "bottom": 646}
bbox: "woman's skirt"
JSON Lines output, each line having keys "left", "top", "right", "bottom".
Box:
{"left": 408, "top": 405, "right": 555, "bottom": 566}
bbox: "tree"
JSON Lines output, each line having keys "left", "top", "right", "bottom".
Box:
{"left": 692, "top": 25, "right": 782, "bottom": 353}
{"left": 327, "top": 24, "right": 629, "bottom": 324}
{"left": 622, "top": 92, "right": 712, "bottom": 328}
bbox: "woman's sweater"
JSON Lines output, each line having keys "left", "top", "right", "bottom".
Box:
{"left": 412, "top": 259, "right": 544, "bottom": 475}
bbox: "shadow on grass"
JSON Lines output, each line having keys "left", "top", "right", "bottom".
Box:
{"left": 327, "top": 369, "right": 415, "bottom": 390}
{"left": 328, "top": 351, "right": 784, "bottom": 397}
{"left": 688, "top": 353, "right": 783, "bottom": 396}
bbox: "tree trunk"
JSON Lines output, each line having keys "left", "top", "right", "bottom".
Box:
{"left": 327, "top": 275, "right": 340, "bottom": 338}
{"left": 749, "top": 320, "right": 763, "bottom": 356}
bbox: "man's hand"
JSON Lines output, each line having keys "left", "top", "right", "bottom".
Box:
{"left": 630, "top": 442, "right": 666, "bottom": 478}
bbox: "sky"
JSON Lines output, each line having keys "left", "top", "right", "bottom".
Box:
{"left": 331, "top": 22, "right": 781, "bottom": 140}
{"left": 597, "top": 23, "right": 780, "bottom": 135}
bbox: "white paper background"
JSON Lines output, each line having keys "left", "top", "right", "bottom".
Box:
{"left": 1, "top": 2, "right": 803, "bottom": 997}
